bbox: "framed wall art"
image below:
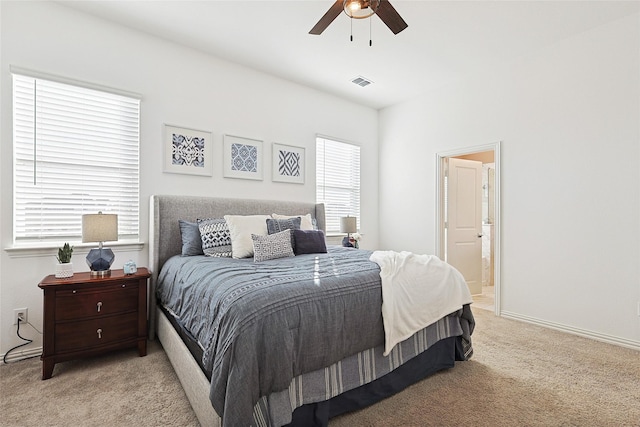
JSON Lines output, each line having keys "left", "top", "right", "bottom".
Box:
{"left": 223, "top": 134, "right": 263, "bottom": 180}
{"left": 163, "top": 124, "right": 213, "bottom": 176}
{"left": 272, "top": 143, "right": 305, "bottom": 184}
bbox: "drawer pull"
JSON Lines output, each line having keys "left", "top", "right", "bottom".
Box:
{"left": 97, "top": 328, "right": 102, "bottom": 339}
{"left": 122, "top": 284, "right": 126, "bottom": 288}
{"left": 97, "top": 301, "right": 103, "bottom": 313}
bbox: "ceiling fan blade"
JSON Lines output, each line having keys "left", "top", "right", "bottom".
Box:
{"left": 309, "top": 0, "right": 344, "bottom": 35}
{"left": 376, "top": 0, "right": 408, "bottom": 35}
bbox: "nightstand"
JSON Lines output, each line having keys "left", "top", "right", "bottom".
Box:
{"left": 38, "top": 268, "right": 150, "bottom": 380}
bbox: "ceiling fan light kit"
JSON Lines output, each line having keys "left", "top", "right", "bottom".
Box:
{"left": 309, "top": 0, "right": 408, "bottom": 37}
{"left": 343, "top": 0, "right": 379, "bottom": 19}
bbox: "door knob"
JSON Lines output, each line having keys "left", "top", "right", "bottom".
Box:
{"left": 477, "top": 233, "right": 483, "bottom": 238}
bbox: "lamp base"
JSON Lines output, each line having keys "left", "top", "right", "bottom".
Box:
{"left": 90, "top": 269, "right": 111, "bottom": 278}
{"left": 86, "top": 247, "right": 115, "bottom": 277}
{"left": 342, "top": 236, "right": 354, "bottom": 248}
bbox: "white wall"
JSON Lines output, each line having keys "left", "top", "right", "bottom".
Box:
{"left": 379, "top": 14, "right": 640, "bottom": 347}
{"left": 0, "top": 2, "right": 379, "bottom": 356}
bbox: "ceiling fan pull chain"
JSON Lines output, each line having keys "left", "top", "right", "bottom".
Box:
{"left": 369, "top": 15, "right": 373, "bottom": 46}
{"left": 350, "top": 17, "right": 353, "bottom": 42}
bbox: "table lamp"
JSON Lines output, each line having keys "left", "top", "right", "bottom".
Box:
{"left": 340, "top": 216, "right": 357, "bottom": 247}
{"left": 82, "top": 212, "right": 118, "bottom": 277}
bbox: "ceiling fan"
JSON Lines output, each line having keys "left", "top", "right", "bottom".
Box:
{"left": 309, "top": 0, "right": 408, "bottom": 36}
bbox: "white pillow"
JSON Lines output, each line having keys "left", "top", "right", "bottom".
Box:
{"left": 224, "top": 214, "right": 271, "bottom": 258}
{"left": 272, "top": 213, "right": 314, "bottom": 230}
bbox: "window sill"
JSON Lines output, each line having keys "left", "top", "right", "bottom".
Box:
{"left": 325, "top": 232, "right": 364, "bottom": 238}
{"left": 5, "top": 241, "right": 145, "bottom": 259}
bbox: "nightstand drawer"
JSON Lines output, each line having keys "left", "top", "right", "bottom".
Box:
{"left": 55, "top": 312, "right": 138, "bottom": 353}
{"left": 55, "top": 283, "right": 138, "bottom": 320}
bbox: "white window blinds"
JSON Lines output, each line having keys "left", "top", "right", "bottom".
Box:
{"left": 316, "top": 136, "right": 361, "bottom": 233}
{"left": 13, "top": 73, "right": 140, "bottom": 244}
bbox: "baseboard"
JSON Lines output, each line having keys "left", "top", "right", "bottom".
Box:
{"left": 1, "top": 346, "right": 43, "bottom": 364}
{"left": 500, "top": 311, "right": 640, "bottom": 351}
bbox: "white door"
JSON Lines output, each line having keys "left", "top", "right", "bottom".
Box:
{"left": 446, "top": 158, "right": 483, "bottom": 295}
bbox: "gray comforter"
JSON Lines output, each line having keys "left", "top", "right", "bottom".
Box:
{"left": 157, "top": 247, "right": 467, "bottom": 426}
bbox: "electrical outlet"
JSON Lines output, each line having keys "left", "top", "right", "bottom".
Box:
{"left": 13, "top": 308, "right": 28, "bottom": 325}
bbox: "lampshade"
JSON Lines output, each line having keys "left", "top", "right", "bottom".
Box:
{"left": 340, "top": 216, "right": 357, "bottom": 234}
{"left": 82, "top": 212, "right": 118, "bottom": 277}
{"left": 82, "top": 212, "right": 118, "bottom": 243}
{"left": 343, "top": 0, "right": 380, "bottom": 19}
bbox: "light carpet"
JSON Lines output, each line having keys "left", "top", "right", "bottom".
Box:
{"left": 1, "top": 308, "right": 638, "bottom": 426}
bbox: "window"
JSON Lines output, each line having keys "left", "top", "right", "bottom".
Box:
{"left": 315, "top": 136, "right": 360, "bottom": 233}
{"left": 12, "top": 72, "right": 140, "bottom": 244}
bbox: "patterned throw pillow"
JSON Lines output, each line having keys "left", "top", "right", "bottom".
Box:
{"left": 272, "top": 213, "right": 315, "bottom": 230}
{"left": 197, "top": 218, "right": 232, "bottom": 258}
{"left": 266, "top": 217, "right": 301, "bottom": 249}
{"left": 266, "top": 217, "right": 301, "bottom": 234}
{"left": 252, "top": 229, "right": 294, "bottom": 262}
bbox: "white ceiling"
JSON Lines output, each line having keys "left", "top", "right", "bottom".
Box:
{"left": 57, "top": 1, "right": 639, "bottom": 110}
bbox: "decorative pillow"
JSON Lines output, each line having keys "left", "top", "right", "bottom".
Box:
{"left": 272, "top": 213, "right": 315, "bottom": 230}
{"left": 266, "top": 217, "right": 301, "bottom": 249}
{"left": 179, "top": 220, "right": 204, "bottom": 256}
{"left": 266, "top": 217, "right": 301, "bottom": 234}
{"left": 197, "top": 218, "right": 232, "bottom": 258}
{"left": 293, "top": 229, "right": 327, "bottom": 255}
{"left": 224, "top": 214, "right": 271, "bottom": 259}
{"left": 252, "top": 230, "right": 294, "bottom": 262}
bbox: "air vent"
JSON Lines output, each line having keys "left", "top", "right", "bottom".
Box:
{"left": 351, "top": 76, "right": 373, "bottom": 87}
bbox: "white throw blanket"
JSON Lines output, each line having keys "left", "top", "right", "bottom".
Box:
{"left": 369, "top": 251, "right": 473, "bottom": 356}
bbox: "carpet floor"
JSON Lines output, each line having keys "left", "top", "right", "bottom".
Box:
{"left": 1, "top": 308, "right": 638, "bottom": 426}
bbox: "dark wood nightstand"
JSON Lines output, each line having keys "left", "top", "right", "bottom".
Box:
{"left": 38, "top": 268, "right": 150, "bottom": 380}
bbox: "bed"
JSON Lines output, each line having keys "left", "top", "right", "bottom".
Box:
{"left": 149, "top": 195, "right": 474, "bottom": 427}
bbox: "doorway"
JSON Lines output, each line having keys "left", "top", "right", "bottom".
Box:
{"left": 435, "top": 142, "right": 500, "bottom": 314}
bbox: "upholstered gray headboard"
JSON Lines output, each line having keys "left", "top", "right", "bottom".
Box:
{"left": 148, "top": 195, "right": 326, "bottom": 338}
